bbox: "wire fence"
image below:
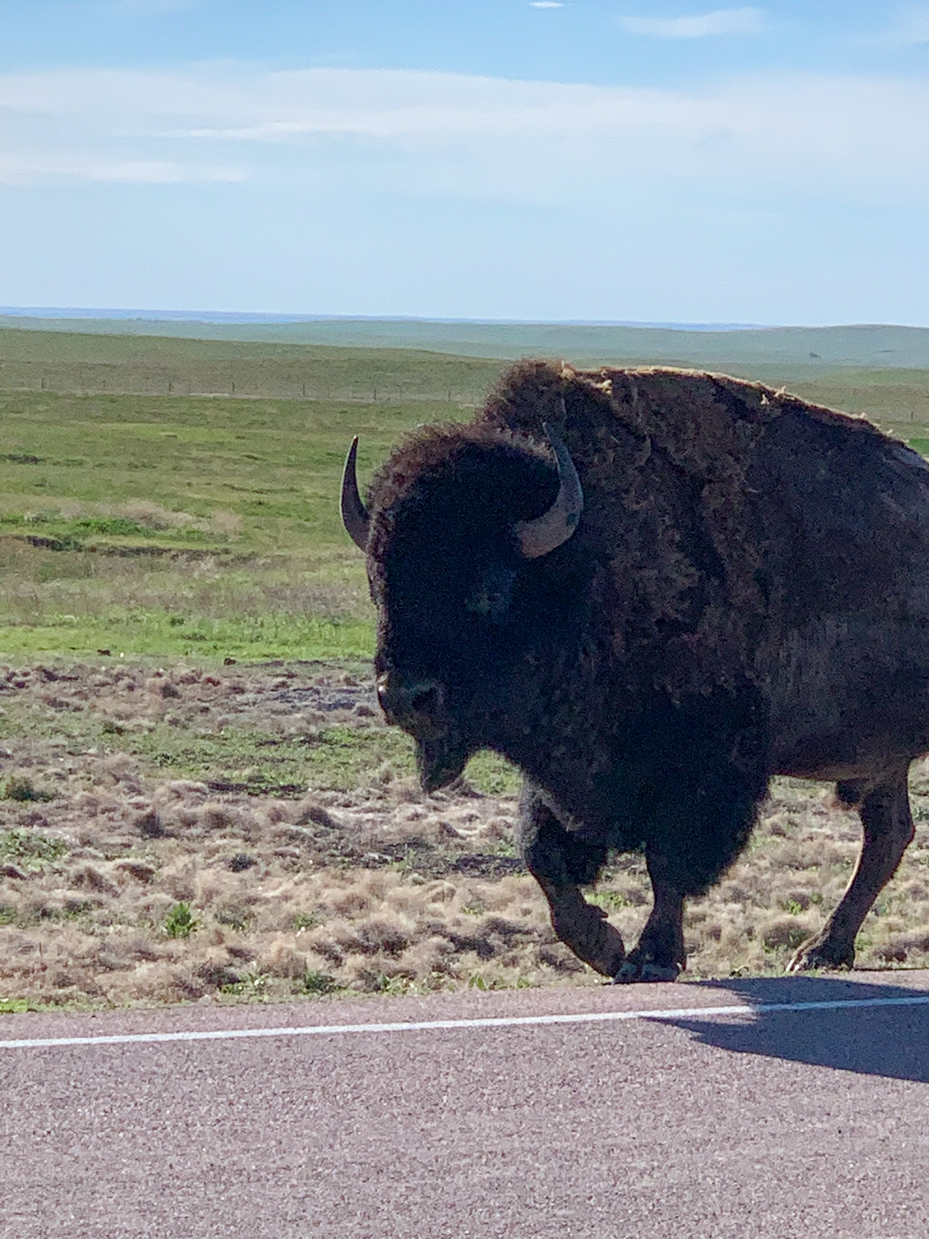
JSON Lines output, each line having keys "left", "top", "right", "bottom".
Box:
{"left": 0, "top": 362, "right": 488, "bottom": 406}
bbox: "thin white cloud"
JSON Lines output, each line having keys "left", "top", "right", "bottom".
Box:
{"left": 529, "top": 3, "right": 564, "bottom": 8}
{"left": 1, "top": 62, "right": 928, "bottom": 206}
{"left": 619, "top": 7, "right": 768, "bottom": 38}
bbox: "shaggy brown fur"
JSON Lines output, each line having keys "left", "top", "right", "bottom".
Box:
{"left": 479, "top": 360, "right": 893, "bottom": 700}
{"left": 358, "top": 360, "right": 929, "bottom": 981}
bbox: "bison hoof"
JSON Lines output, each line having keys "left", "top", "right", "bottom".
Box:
{"left": 587, "top": 919, "right": 627, "bottom": 978}
{"left": 611, "top": 960, "right": 681, "bottom": 985}
{"left": 552, "top": 902, "right": 626, "bottom": 977}
{"left": 786, "top": 937, "right": 855, "bottom": 973}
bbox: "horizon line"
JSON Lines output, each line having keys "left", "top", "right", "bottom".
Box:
{"left": 3, "top": 307, "right": 928, "bottom": 333}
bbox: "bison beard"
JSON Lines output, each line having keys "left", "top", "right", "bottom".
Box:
{"left": 342, "top": 359, "right": 929, "bottom": 982}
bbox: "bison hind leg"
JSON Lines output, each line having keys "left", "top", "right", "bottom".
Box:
{"left": 788, "top": 767, "right": 914, "bottom": 973}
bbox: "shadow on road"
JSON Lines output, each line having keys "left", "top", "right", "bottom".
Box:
{"left": 657, "top": 974, "right": 929, "bottom": 1083}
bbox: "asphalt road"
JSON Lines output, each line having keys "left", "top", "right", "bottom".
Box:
{"left": 3, "top": 971, "right": 929, "bottom": 1238}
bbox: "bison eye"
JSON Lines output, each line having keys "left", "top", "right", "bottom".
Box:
{"left": 465, "top": 566, "right": 516, "bottom": 621}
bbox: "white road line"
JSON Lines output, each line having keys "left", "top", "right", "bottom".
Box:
{"left": 2, "top": 993, "right": 929, "bottom": 1050}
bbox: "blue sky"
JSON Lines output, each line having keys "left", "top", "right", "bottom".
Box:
{"left": 2, "top": 1, "right": 929, "bottom": 324}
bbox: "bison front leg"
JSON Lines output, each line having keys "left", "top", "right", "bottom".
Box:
{"left": 614, "top": 709, "right": 767, "bottom": 983}
{"left": 788, "top": 768, "right": 915, "bottom": 972}
{"left": 612, "top": 852, "right": 686, "bottom": 984}
{"left": 518, "top": 786, "right": 626, "bottom": 978}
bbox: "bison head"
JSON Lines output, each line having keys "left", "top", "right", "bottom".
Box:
{"left": 341, "top": 422, "right": 584, "bottom": 791}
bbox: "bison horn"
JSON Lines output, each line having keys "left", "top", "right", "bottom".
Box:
{"left": 515, "top": 422, "right": 583, "bottom": 559}
{"left": 340, "top": 436, "right": 371, "bottom": 551}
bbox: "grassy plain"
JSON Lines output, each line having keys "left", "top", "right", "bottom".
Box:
{"left": 7, "top": 314, "right": 929, "bottom": 368}
{"left": 0, "top": 326, "right": 506, "bottom": 402}
{"left": 3, "top": 328, "right": 929, "bottom": 1009}
{"left": 3, "top": 328, "right": 929, "bottom": 664}
{"left": 0, "top": 387, "right": 419, "bottom": 661}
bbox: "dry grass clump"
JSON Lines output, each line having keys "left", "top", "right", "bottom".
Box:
{"left": 3, "top": 495, "right": 244, "bottom": 553}
{"left": 3, "top": 659, "right": 929, "bottom": 1011}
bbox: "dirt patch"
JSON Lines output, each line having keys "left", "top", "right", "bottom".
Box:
{"left": 2, "top": 658, "right": 929, "bottom": 1011}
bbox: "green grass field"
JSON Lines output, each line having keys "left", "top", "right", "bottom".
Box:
{"left": 0, "top": 377, "right": 440, "bottom": 660}
{"left": 0, "top": 326, "right": 507, "bottom": 403}
{"left": 2, "top": 326, "right": 929, "bottom": 663}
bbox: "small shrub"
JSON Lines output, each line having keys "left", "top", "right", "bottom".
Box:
{"left": 62, "top": 898, "right": 96, "bottom": 919}
{"left": 228, "top": 852, "right": 256, "bottom": 872}
{"left": 1, "top": 776, "right": 54, "bottom": 803}
{"left": 222, "top": 968, "right": 271, "bottom": 995}
{"left": 293, "top": 911, "right": 322, "bottom": 931}
{"left": 135, "top": 810, "right": 165, "bottom": 839}
{"left": 0, "top": 998, "right": 32, "bottom": 1014}
{"left": 0, "top": 829, "right": 67, "bottom": 868}
{"left": 215, "top": 904, "right": 253, "bottom": 931}
{"left": 163, "top": 901, "right": 199, "bottom": 939}
{"left": 467, "top": 973, "right": 507, "bottom": 991}
{"left": 300, "top": 969, "right": 341, "bottom": 995}
{"left": 199, "top": 962, "right": 241, "bottom": 989}
{"left": 358, "top": 971, "right": 412, "bottom": 995}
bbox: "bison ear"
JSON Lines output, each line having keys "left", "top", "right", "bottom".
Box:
{"left": 514, "top": 422, "right": 583, "bottom": 559}
{"left": 340, "top": 436, "right": 371, "bottom": 550}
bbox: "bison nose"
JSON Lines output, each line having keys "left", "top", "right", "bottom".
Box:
{"left": 376, "top": 675, "right": 446, "bottom": 731}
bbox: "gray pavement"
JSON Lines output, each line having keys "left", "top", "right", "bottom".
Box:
{"left": 2, "top": 971, "right": 929, "bottom": 1237}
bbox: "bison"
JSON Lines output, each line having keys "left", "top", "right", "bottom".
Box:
{"left": 340, "top": 360, "right": 929, "bottom": 982}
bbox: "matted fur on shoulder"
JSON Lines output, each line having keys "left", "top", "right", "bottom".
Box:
{"left": 478, "top": 358, "right": 884, "bottom": 462}
{"left": 478, "top": 359, "right": 890, "bottom": 697}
